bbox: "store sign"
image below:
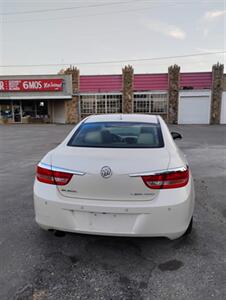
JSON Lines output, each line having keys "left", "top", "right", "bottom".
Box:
{"left": 0, "top": 79, "right": 63, "bottom": 92}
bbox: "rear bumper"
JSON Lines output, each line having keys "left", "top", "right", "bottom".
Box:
{"left": 34, "top": 179, "right": 195, "bottom": 240}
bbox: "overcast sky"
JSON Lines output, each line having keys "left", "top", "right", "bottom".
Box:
{"left": 0, "top": 0, "right": 225, "bottom": 75}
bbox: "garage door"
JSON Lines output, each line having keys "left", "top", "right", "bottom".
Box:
{"left": 220, "top": 92, "right": 226, "bottom": 124}
{"left": 178, "top": 95, "right": 211, "bottom": 124}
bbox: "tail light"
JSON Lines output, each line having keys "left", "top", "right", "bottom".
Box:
{"left": 36, "top": 166, "right": 73, "bottom": 186}
{"left": 142, "top": 167, "right": 189, "bottom": 189}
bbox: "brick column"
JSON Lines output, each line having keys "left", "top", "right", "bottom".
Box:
{"left": 210, "top": 63, "right": 224, "bottom": 124}
{"left": 64, "top": 67, "right": 80, "bottom": 124}
{"left": 122, "top": 65, "right": 134, "bottom": 113}
{"left": 168, "top": 65, "right": 180, "bottom": 124}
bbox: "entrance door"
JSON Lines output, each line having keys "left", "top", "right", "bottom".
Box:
{"left": 13, "top": 101, "right": 22, "bottom": 123}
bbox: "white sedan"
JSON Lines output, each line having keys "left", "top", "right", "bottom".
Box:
{"left": 34, "top": 114, "right": 195, "bottom": 240}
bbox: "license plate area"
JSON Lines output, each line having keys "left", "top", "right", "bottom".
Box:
{"left": 72, "top": 211, "right": 137, "bottom": 234}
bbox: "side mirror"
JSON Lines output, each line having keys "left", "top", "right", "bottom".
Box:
{"left": 171, "top": 132, "right": 182, "bottom": 140}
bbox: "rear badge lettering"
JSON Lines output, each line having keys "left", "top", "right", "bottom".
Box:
{"left": 130, "top": 193, "right": 155, "bottom": 196}
{"left": 61, "top": 189, "right": 77, "bottom": 193}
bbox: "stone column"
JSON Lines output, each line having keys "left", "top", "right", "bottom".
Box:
{"left": 210, "top": 63, "right": 224, "bottom": 124}
{"left": 168, "top": 65, "right": 180, "bottom": 124}
{"left": 122, "top": 65, "right": 134, "bottom": 113}
{"left": 64, "top": 66, "right": 80, "bottom": 124}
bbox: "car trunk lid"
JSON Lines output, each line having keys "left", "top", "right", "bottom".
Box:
{"left": 52, "top": 146, "right": 170, "bottom": 201}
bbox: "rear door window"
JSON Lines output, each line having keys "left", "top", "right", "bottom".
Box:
{"left": 68, "top": 122, "right": 164, "bottom": 148}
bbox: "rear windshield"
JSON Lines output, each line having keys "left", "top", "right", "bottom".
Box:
{"left": 68, "top": 121, "right": 164, "bottom": 148}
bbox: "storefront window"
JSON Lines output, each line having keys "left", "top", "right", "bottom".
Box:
{"left": 21, "top": 100, "right": 48, "bottom": 120}
{"left": 36, "top": 100, "right": 48, "bottom": 117}
{"left": 0, "top": 100, "right": 49, "bottom": 123}
{"left": 0, "top": 100, "right": 13, "bottom": 121}
{"left": 22, "top": 101, "right": 36, "bottom": 117}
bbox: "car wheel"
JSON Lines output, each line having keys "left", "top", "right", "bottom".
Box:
{"left": 183, "top": 217, "right": 193, "bottom": 236}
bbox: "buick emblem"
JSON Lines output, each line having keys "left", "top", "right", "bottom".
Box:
{"left": 100, "top": 166, "right": 112, "bottom": 178}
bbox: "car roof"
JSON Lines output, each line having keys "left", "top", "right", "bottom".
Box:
{"left": 84, "top": 114, "right": 159, "bottom": 124}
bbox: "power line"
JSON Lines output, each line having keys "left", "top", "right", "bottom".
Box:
{"left": 0, "top": 6, "right": 161, "bottom": 24}
{"left": 0, "top": 51, "right": 225, "bottom": 68}
{"left": 1, "top": 1, "right": 218, "bottom": 24}
{"left": 0, "top": 0, "right": 220, "bottom": 17}
{"left": 0, "top": 0, "right": 140, "bottom": 16}
{"left": 0, "top": 6, "right": 169, "bottom": 24}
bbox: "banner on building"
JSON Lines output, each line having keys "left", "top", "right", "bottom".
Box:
{"left": 0, "top": 79, "right": 63, "bottom": 92}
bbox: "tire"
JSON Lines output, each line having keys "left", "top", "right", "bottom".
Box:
{"left": 183, "top": 217, "right": 193, "bottom": 236}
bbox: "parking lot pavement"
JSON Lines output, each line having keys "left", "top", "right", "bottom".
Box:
{"left": 0, "top": 124, "right": 226, "bottom": 300}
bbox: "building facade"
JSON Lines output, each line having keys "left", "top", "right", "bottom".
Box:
{"left": 0, "top": 74, "right": 72, "bottom": 124}
{"left": 0, "top": 63, "right": 224, "bottom": 125}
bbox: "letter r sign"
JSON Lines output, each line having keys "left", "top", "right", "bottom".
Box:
{"left": 0, "top": 81, "right": 4, "bottom": 90}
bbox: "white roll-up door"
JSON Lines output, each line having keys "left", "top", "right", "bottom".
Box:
{"left": 178, "top": 91, "right": 211, "bottom": 124}
{"left": 220, "top": 92, "right": 226, "bottom": 124}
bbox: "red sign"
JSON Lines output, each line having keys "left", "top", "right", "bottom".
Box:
{"left": 0, "top": 79, "right": 63, "bottom": 92}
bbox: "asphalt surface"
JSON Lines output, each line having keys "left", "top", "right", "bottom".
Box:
{"left": 0, "top": 124, "right": 226, "bottom": 300}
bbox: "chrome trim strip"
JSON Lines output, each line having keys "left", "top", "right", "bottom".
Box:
{"left": 38, "top": 162, "right": 86, "bottom": 176}
{"left": 38, "top": 162, "right": 52, "bottom": 170}
{"left": 129, "top": 166, "right": 188, "bottom": 177}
